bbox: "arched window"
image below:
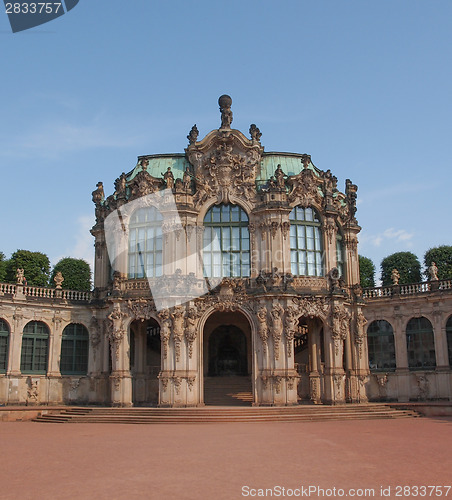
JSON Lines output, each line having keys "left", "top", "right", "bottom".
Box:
{"left": 289, "top": 206, "right": 324, "bottom": 276}
{"left": 21, "top": 321, "right": 49, "bottom": 374}
{"left": 406, "top": 317, "right": 436, "bottom": 370}
{"left": 203, "top": 204, "right": 250, "bottom": 278}
{"left": 60, "top": 323, "right": 89, "bottom": 375}
{"left": 0, "top": 319, "right": 9, "bottom": 373}
{"left": 336, "top": 228, "right": 345, "bottom": 278}
{"left": 128, "top": 206, "right": 163, "bottom": 279}
{"left": 367, "top": 320, "right": 396, "bottom": 371}
{"left": 446, "top": 316, "right": 452, "bottom": 368}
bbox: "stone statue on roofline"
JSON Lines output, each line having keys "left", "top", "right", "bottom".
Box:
{"left": 391, "top": 268, "right": 400, "bottom": 285}
{"left": 187, "top": 124, "right": 199, "bottom": 145}
{"left": 249, "top": 123, "right": 262, "bottom": 142}
{"left": 218, "top": 94, "right": 233, "bottom": 129}
{"left": 428, "top": 262, "right": 438, "bottom": 281}
{"left": 16, "top": 268, "right": 25, "bottom": 285}
{"left": 91, "top": 182, "right": 104, "bottom": 205}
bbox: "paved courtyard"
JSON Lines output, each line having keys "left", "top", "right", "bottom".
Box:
{"left": 0, "top": 417, "right": 451, "bottom": 500}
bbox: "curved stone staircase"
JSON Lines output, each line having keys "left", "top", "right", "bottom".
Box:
{"left": 33, "top": 404, "right": 420, "bottom": 424}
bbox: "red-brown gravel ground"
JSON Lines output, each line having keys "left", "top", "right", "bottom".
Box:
{"left": 0, "top": 418, "right": 451, "bottom": 500}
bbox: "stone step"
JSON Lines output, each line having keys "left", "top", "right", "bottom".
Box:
{"left": 34, "top": 405, "right": 420, "bottom": 424}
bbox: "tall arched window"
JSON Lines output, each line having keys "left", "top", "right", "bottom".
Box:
{"left": 406, "top": 317, "right": 436, "bottom": 370}
{"left": 446, "top": 316, "right": 452, "bottom": 368}
{"left": 203, "top": 204, "right": 250, "bottom": 278}
{"left": 21, "top": 321, "right": 49, "bottom": 374}
{"left": 60, "top": 323, "right": 89, "bottom": 375}
{"left": 367, "top": 320, "right": 396, "bottom": 371}
{"left": 0, "top": 319, "right": 9, "bottom": 373}
{"left": 289, "top": 206, "right": 324, "bottom": 276}
{"left": 128, "top": 206, "right": 163, "bottom": 278}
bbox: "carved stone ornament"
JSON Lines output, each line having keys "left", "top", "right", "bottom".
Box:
{"left": 187, "top": 124, "right": 199, "bottom": 145}
{"left": 128, "top": 169, "right": 163, "bottom": 201}
{"left": 270, "top": 302, "right": 284, "bottom": 360}
{"left": 158, "top": 309, "right": 171, "bottom": 359}
{"left": 89, "top": 316, "right": 101, "bottom": 350}
{"left": 284, "top": 306, "right": 298, "bottom": 358}
{"left": 256, "top": 306, "right": 269, "bottom": 353}
{"left": 249, "top": 123, "right": 262, "bottom": 142}
{"left": 26, "top": 377, "right": 39, "bottom": 405}
{"left": 107, "top": 304, "right": 127, "bottom": 361}
{"left": 287, "top": 164, "right": 322, "bottom": 206}
{"left": 354, "top": 309, "right": 367, "bottom": 357}
{"left": 331, "top": 304, "right": 350, "bottom": 356}
{"left": 416, "top": 374, "right": 429, "bottom": 400}
{"left": 291, "top": 297, "right": 329, "bottom": 321}
{"left": 128, "top": 298, "right": 156, "bottom": 321}
{"left": 310, "top": 377, "right": 320, "bottom": 403}
{"left": 186, "top": 100, "right": 263, "bottom": 207}
{"left": 171, "top": 306, "right": 185, "bottom": 362}
{"left": 185, "top": 307, "right": 198, "bottom": 358}
{"left": 16, "top": 268, "right": 25, "bottom": 285}
{"left": 219, "top": 94, "right": 233, "bottom": 129}
{"left": 54, "top": 271, "right": 64, "bottom": 289}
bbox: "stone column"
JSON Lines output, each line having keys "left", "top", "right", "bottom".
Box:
{"left": 393, "top": 313, "right": 410, "bottom": 402}
{"left": 108, "top": 304, "right": 132, "bottom": 407}
{"left": 323, "top": 316, "right": 346, "bottom": 404}
{"left": 309, "top": 322, "right": 321, "bottom": 404}
{"left": 6, "top": 313, "right": 23, "bottom": 404}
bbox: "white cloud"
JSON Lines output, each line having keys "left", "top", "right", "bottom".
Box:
{"left": 0, "top": 119, "right": 148, "bottom": 160}
{"left": 51, "top": 215, "right": 95, "bottom": 271}
{"left": 360, "top": 227, "right": 414, "bottom": 248}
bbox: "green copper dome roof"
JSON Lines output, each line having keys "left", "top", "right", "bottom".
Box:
{"left": 127, "top": 151, "right": 311, "bottom": 183}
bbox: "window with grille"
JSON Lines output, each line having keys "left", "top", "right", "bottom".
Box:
{"left": 20, "top": 321, "right": 49, "bottom": 374}
{"left": 203, "top": 204, "right": 250, "bottom": 278}
{"left": 128, "top": 206, "right": 163, "bottom": 279}
{"left": 0, "top": 319, "right": 9, "bottom": 373}
{"left": 406, "top": 317, "right": 436, "bottom": 371}
{"left": 367, "top": 320, "right": 396, "bottom": 371}
{"left": 289, "top": 206, "right": 324, "bottom": 276}
{"left": 60, "top": 323, "right": 89, "bottom": 375}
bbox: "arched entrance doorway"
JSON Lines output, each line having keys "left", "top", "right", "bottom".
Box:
{"left": 203, "top": 311, "right": 253, "bottom": 406}
{"left": 294, "top": 316, "right": 324, "bottom": 404}
{"left": 130, "top": 318, "right": 161, "bottom": 406}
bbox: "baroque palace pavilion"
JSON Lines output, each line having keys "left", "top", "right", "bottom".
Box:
{"left": 0, "top": 96, "right": 451, "bottom": 407}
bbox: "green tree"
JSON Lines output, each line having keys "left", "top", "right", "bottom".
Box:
{"left": 424, "top": 245, "right": 452, "bottom": 280}
{"left": 380, "top": 251, "right": 421, "bottom": 286}
{"left": 5, "top": 250, "right": 50, "bottom": 286}
{"left": 0, "top": 252, "right": 7, "bottom": 282}
{"left": 359, "top": 255, "right": 375, "bottom": 288}
{"left": 50, "top": 258, "right": 92, "bottom": 291}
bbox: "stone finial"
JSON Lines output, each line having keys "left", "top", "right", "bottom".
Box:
{"left": 187, "top": 124, "right": 199, "bottom": 144}
{"left": 54, "top": 271, "right": 64, "bottom": 289}
{"left": 16, "top": 268, "right": 25, "bottom": 285}
{"left": 249, "top": 123, "right": 262, "bottom": 142}
{"left": 218, "top": 94, "right": 233, "bottom": 129}
{"left": 391, "top": 268, "right": 400, "bottom": 285}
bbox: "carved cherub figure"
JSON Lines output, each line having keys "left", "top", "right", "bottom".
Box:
{"left": 391, "top": 268, "right": 400, "bottom": 285}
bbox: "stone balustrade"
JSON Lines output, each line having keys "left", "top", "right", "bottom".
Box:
{"left": 0, "top": 282, "right": 92, "bottom": 302}
{"left": 363, "top": 278, "right": 452, "bottom": 299}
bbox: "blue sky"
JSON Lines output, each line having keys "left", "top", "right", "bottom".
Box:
{"left": 0, "top": 0, "right": 450, "bottom": 282}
